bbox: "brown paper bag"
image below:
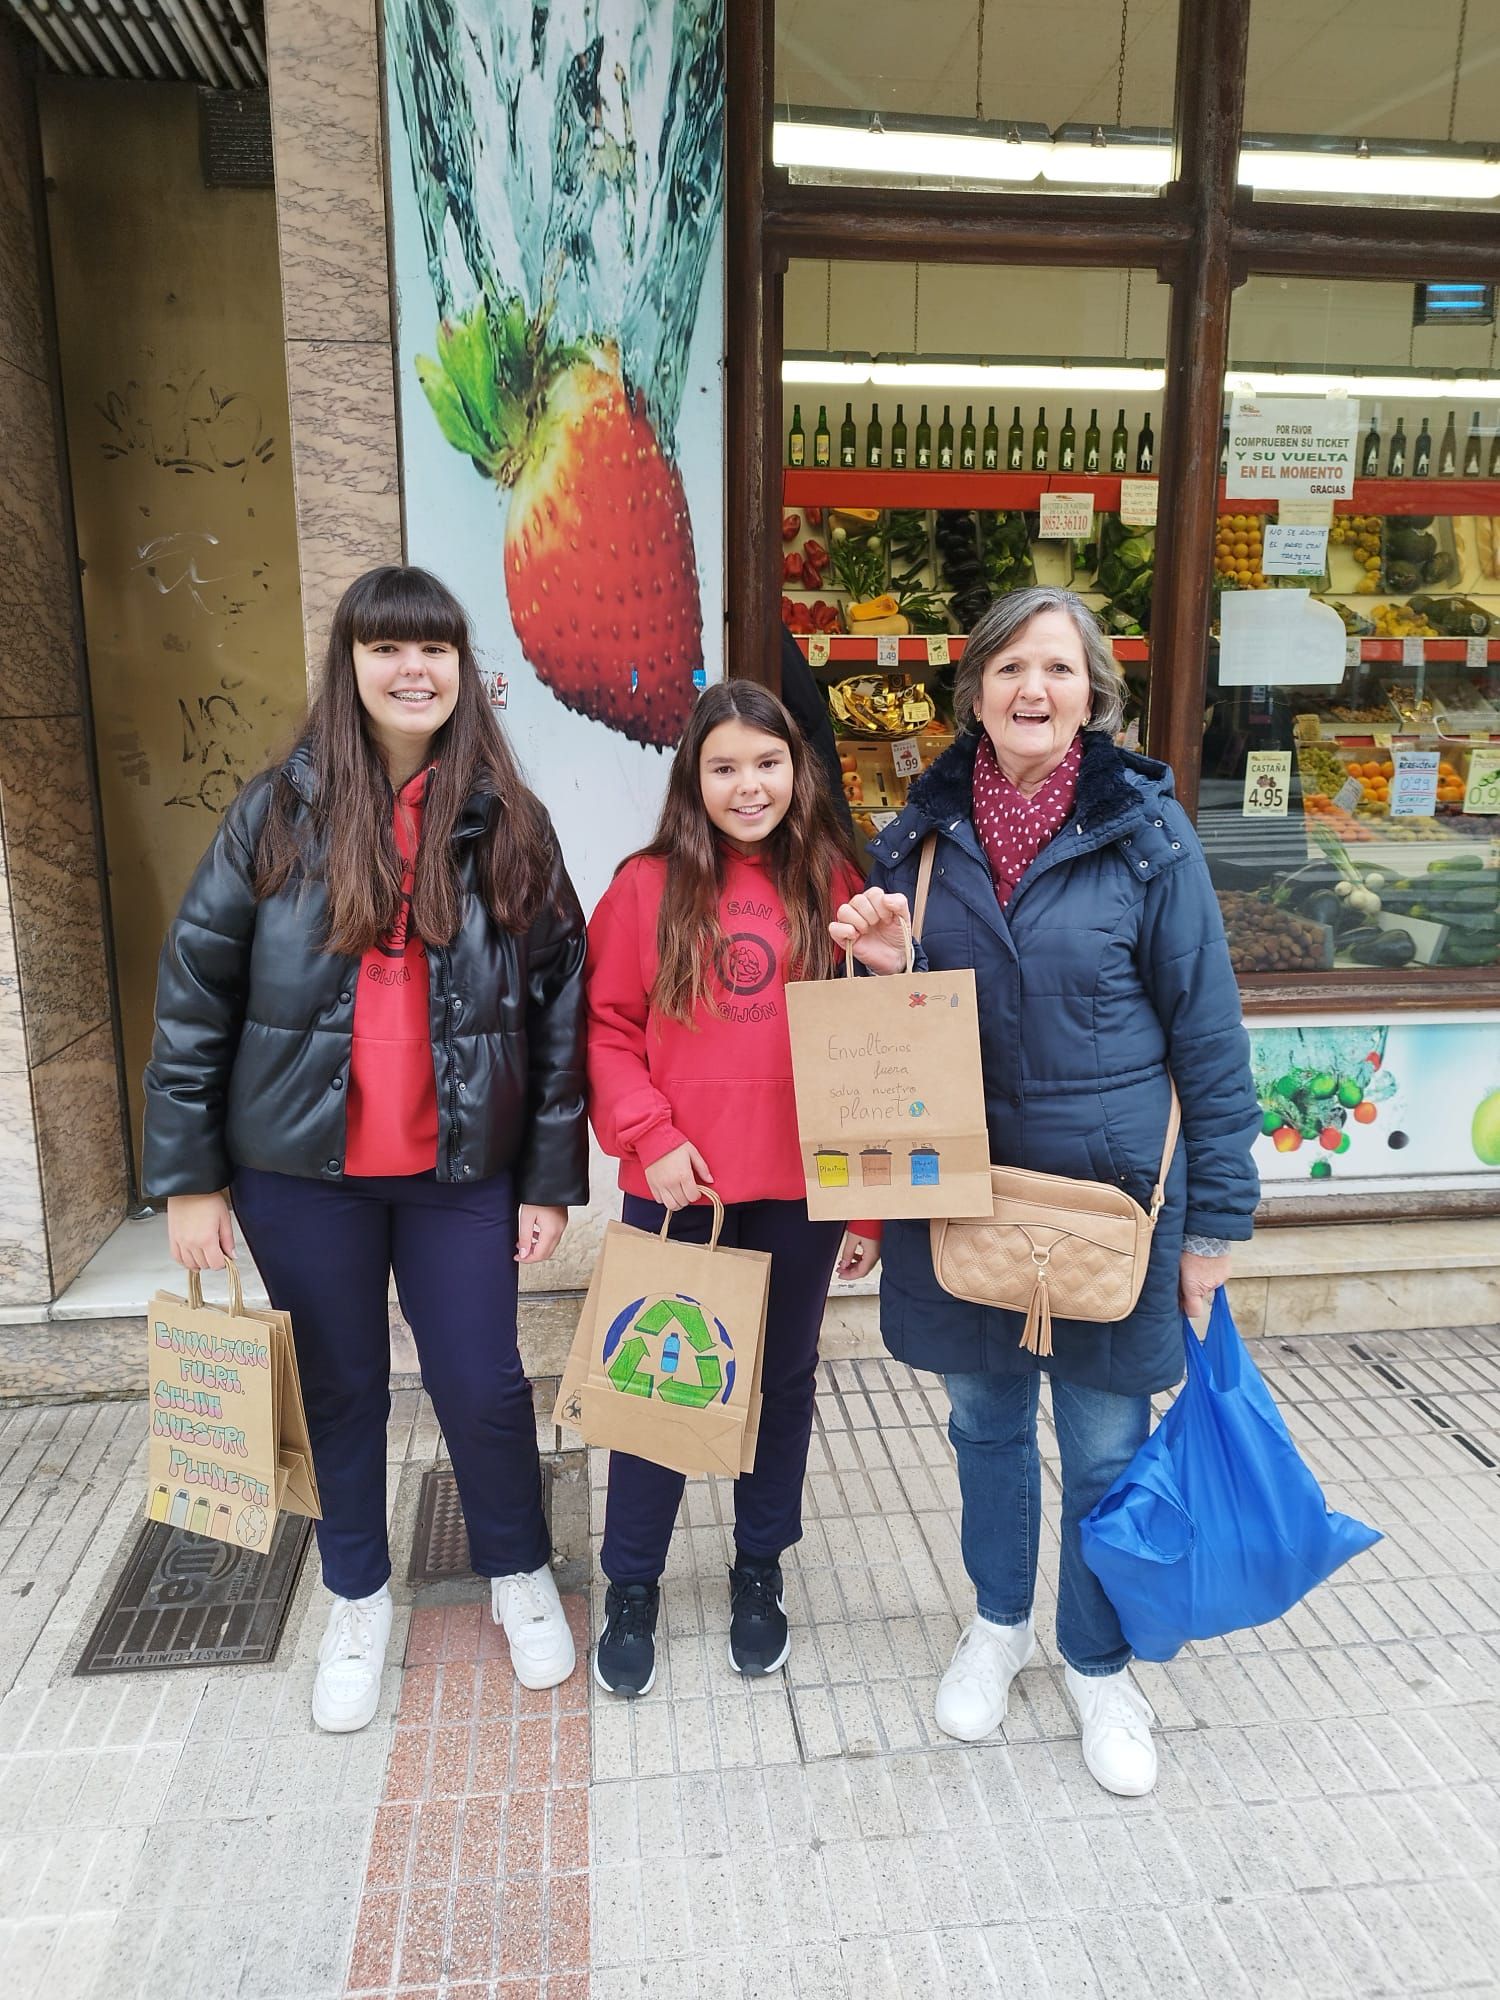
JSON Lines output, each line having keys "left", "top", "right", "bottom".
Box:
{"left": 555, "top": 1198, "right": 770, "bottom": 1478}
{"left": 785, "top": 944, "right": 992, "bottom": 1221}
{"left": 145, "top": 1260, "right": 321, "bottom": 1553}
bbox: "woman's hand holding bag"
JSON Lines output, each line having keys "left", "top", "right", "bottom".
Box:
{"left": 829, "top": 889, "right": 912, "bottom": 974}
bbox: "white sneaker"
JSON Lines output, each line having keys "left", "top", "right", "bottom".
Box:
{"left": 491, "top": 1563, "right": 576, "bottom": 1689}
{"left": 311, "top": 1586, "right": 393, "bottom": 1733}
{"left": 934, "top": 1615, "right": 1036, "bottom": 1742}
{"left": 1065, "top": 1663, "right": 1158, "bottom": 1796}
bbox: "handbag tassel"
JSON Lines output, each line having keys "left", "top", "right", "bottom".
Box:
{"left": 1020, "top": 1276, "right": 1053, "bottom": 1358}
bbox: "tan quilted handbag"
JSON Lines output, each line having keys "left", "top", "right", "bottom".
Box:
{"left": 910, "top": 835, "right": 1182, "bottom": 1357}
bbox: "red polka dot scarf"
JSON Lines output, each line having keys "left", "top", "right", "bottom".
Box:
{"left": 971, "top": 731, "right": 1083, "bottom": 908}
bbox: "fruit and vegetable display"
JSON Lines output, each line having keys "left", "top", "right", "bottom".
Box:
{"left": 1096, "top": 516, "right": 1155, "bottom": 635}
{"left": 1213, "top": 512, "right": 1267, "bottom": 591}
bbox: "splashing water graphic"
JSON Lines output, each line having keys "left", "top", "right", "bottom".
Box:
{"left": 386, "top": 0, "right": 723, "bottom": 439}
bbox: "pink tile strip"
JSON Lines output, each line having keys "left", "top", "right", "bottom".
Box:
{"left": 344, "top": 1595, "right": 591, "bottom": 1998}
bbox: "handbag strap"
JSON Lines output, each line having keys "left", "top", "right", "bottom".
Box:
{"left": 912, "top": 832, "right": 938, "bottom": 940}
{"left": 910, "top": 831, "right": 1182, "bottom": 1219}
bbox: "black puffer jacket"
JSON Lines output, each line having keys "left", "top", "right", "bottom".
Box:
{"left": 143, "top": 748, "right": 588, "bottom": 1204}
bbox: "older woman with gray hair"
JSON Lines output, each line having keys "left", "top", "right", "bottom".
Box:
{"left": 832, "top": 586, "right": 1259, "bottom": 1797}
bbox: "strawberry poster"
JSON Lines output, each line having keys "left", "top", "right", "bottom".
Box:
{"left": 384, "top": 0, "right": 725, "bottom": 913}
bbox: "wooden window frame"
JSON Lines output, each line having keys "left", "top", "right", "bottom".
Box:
{"left": 727, "top": 0, "right": 1500, "bottom": 1029}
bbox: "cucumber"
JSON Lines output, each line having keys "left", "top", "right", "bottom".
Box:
{"left": 1428, "top": 854, "right": 1485, "bottom": 874}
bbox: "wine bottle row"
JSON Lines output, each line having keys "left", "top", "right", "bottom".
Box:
{"left": 786, "top": 403, "right": 1155, "bottom": 475}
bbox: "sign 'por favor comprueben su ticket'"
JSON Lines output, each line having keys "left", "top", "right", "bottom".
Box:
{"left": 785, "top": 964, "right": 993, "bottom": 1221}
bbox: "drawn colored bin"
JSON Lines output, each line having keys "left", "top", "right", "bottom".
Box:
{"left": 860, "top": 1147, "right": 892, "bottom": 1187}
{"left": 814, "top": 1148, "right": 851, "bottom": 1189}
{"left": 909, "top": 1146, "right": 941, "bottom": 1187}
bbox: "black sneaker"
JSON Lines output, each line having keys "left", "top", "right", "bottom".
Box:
{"left": 593, "top": 1582, "right": 659, "bottom": 1696}
{"left": 727, "top": 1556, "right": 790, "bottom": 1675}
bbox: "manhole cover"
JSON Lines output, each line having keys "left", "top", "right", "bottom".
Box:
{"left": 410, "top": 1465, "right": 474, "bottom": 1582}
{"left": 76, "top": 1513, "right": 312, "bottom": 1675}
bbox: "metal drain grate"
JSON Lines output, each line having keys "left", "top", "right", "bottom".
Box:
{"left": 76, "top": 1513, "right": 313, "bottom": 1676}
{"left": 409, "top": 1465, "right": 474, "bottom": 1582}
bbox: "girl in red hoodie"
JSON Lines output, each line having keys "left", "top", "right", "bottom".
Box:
{"left": 586, "top": 680, "right": 879, "bottom": 1696}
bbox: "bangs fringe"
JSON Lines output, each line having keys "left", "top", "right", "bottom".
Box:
{"left": 344, "top": 565, "right": 468, "bottom": 650}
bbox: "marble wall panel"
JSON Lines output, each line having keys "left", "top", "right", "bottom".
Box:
{"left": 31, "top": 1021, "right": 128, "bottom": 1294}
{"left": 265, "top": 0, "right": 391, "bottom": 345}
{"left": 0, "top": 358, "right": 75, "bottom": 631}
{"left": 0, "top": 849, "right": 25, "bottom": 1076}
{"left": 0, "top": 1068, "right": 48, "bottom": 1306}
{"left": 284, "top": 339, "right": 403, "bottom": 671}
{"left": 0, "top": 29, "right": 45, "bottom": 381}
{"left": 0, "top": 596, "right": 81, "bottom": 722}
{"left": 0, "top": 715, "right": 111, "bottom": 1066}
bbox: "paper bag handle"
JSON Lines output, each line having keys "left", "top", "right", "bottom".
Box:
{"left": 659, "top": 1189, "right": 726, "bottom": 1251}
{"left": 187, "top": 1258, "right": 246, "bottom": 1317}
{"left": 841, "top": 912, "right": 914, "bottom": 978}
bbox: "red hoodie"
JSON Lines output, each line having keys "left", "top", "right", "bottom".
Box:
{"left": 344, "top": 767, "right": 439, "bottom": 1177}
{"left": 586, "top": 847, "right": 878, "bottom": 1232}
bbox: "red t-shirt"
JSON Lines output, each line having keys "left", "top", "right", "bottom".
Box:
{"left": 344, "top": 767, "right": 440, "bottom": 1176}
{"left": 586, "top": 846, "right": 878, "bottom": 1233}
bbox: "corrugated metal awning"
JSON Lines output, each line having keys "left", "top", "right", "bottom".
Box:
{"left": 4, "top": 0, "right": 266, "bottom": 88}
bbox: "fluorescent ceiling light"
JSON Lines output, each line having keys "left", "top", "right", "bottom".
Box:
{"left": 784, "top": 357, "right": 1500, "bottom": 402}
{"left": 773, "top": 120, "right": 1500, "bottom": 202}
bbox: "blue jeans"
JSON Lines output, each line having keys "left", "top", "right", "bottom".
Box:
{"left": 944, "top": 1370, "right": 1151, "bottom": 1675}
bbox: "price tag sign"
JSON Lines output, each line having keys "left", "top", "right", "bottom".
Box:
{"left": 1277, "top": 495, "right": 1335, "bottom": 526}
{"left": 925, "top": 633, "right": 951, "bottom": 666}
{"left": 1401, "top": 635, "right": 1425, "bottom": 667}
{"left": 1345, "top": 636, "right": 1363, "bottom": 670}
{"left": 1390, "top": 748, "right": 1439, "bottom": 818}
{"left": 1334, "top": 777, "right": 1363, "bottom": 812}
{"left": 1242, "top": 750, "right": 1292, "bottom": 817}
{"left": 891, "top": 737, "right": 923, "bottom": 779}
{"left": 1118, "top": 478, "right": 1158, "bottom": 527}
{"left": 1375, "top": 729, "right": 1394, "bottom": 748}
{"left": 874, "top": 633, "right": 900, "bottom": 668}
{"left": 1464, "top": 747, "right": 1500, "bottom": 814}
{"left": 869, "top": 809, "right": 899, "bottom": 831}
{"left": 1038, "top": 492, "right": 1095, "bottom": 540}
{"left": 807, "top": 633, "right": 831, "bottom": 667}
{"left": 1467, "top": 635, "right": 1490, "bottom": 671}
{"left": 1262, "top": 522, "right": 1330, "bottom": 576}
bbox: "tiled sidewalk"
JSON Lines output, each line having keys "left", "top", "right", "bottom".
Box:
{"left": 2, "top": 1317, "right": 1500, "bottom": 1997}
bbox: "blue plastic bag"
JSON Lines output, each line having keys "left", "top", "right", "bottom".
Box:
{"left": 1080, "top": 1289, "right": 1380, "bottom": 1661}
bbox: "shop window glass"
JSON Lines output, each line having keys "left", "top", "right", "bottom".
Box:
{"left": 1201, "top": 277, "right": 1500, "bottom": 987}
{"left": 1243, "top": 1, "right": 1500, "bottom": 213}
{"left": 772, "top": 1, "right": 1179, "bottom": 197}
{"left": 779, "top": 259, "right": 1167, "bottom": 846}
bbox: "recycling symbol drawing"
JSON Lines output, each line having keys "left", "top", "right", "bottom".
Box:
{"left": 600, "top": 1292, "right": 736, "bottom": 1407}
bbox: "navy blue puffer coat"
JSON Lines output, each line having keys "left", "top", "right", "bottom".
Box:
{"left": 866, "top": 728, "right": 1259, "bottom": 1396}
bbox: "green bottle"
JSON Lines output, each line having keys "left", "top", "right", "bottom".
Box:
{"left": 1083, "top": 408, "right": 1101, "bottom": 473}
{"left": 813, "top": 404, "right": 831, "bottom": 469}
{"left": 866, "top": 404, "right": 884, "bottom": 468}
{"left": 1412, "top": 417, "right": 1432, "bottom": 477}
{"left": 915, "top": 404, "right": 932, "bottom": 469}
{"left": 1031, "top": 406, "right": 1049, "bottom": 473}
{"left": 891, "top": 403, "right": 908, "bottom": 469}
{"left": 1464, "top": 410, "right": 1483, "bottom": 477}
{"left": 959, "top": 404, "right": 977, "bottom": 471}
{"left": 1135, "top": 412, "right": 1155, "bottom": 474}
{"left": 788, "top": 404, "right": 805, "bottom": 468}
{"left": 982, "top": 406, "right": 1000, "bottom": 471}
{"left": 1006, "top": 405, "right": 1025, "bottom": 470}
{"left": 839, "top": 401, "right": 857, "bottom": 469}
{"left": 1110, "top": 408, "right": 1128, "bottom": 473}
{"left": 937, "top": 404, "right": 955, "bottom": 470}
{"left": 1387, "top": 418, "right": 1407, "bottom": 477}
{"left": 1059, "top": 407, "right": 1077, "bottom": 473}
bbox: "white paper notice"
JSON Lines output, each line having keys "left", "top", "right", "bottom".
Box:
{"left": 1401, "top": 636, "right": 1425, "bottom": 668}
{"left": 1389, "top": 749, "right": 1439, "bottom": 818}
{"left": 1277, "top": 495, "right": 1336, "bottom": 527}
{"left": 1225, "top": 395, "right": 1359, "bottom": 499}
{"left": 1118, "top": 479, "right": 1158, "bottom": 527}
{"left": 1038, "top": 492, "right": 1094, "bottom": 539}
{"left": 875, "top": 633, "right": 900, "bottom": 667}
{"left": 1217, "top": 590, "right": 1347, "bottom": 688}
{"left": 1262, "top": 523, "right": 1330, "bottom": 576}
{"left": 1466, "top": 635, "right": 1489, "bottom": 672}
{"left": 1242, "top": 752, "right": 1292, "bottom": 817}
{"left": 1334, "top": 777, "right": 1363, "bottom": 812}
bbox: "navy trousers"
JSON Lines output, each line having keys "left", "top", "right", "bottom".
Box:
{"left": 600, "top": 1195, "right": 846, "bottom": 1586}
{"left": 232, "top": 1167, "right": 549, "bottom": 1600}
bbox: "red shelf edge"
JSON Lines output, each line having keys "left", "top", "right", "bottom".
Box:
{"left": 790, "top": 633, "right": 1151, "bottom": 664}
{"left": 782, "top": 469, "right": 1500, "bottom": 517}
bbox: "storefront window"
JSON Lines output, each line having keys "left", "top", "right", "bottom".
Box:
{"left": 1200, "top": 277, "right": 1500, "bottom": 986}
{"left": 779, "top": 258, "right": 1166, "bottom": 844}
{"left": 1242, "top": 1, "right": 1500, "bottom": 212}
{"left": 772, "top": 2, "right": 1179, "bottom": 196}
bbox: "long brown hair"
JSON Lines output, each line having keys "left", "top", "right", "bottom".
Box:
{"left": 637, "top": 680, "right": 856, "bottom": 1025}
{"left": 254, "top": 566, "right": 555, "bottom": 953}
